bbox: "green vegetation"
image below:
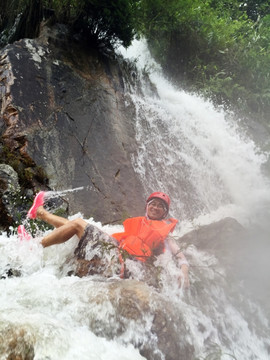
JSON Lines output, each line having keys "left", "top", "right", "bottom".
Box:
{"left": 0, "top": 0, "right": 136, "bottom": 48}
{"left": 0, "top": 0, "right": 269, "bottom": 119}
{"left": 0, "top": 139, "right": 48, "bottom": 189}
{"left": 0, "top": 137, "right": 50, "bottom": 231}
{"left": 136, "top": 0, "right": 270, "bottom": 121}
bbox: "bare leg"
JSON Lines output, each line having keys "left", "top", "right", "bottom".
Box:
{"left": 36, "top": 206, "right": 69, "bottom": 228}
{"left": 36, "top": 207, "right": 88, "bottom": 248}
{"left": 41, "top": 218, "right": 87, "bottom": 248}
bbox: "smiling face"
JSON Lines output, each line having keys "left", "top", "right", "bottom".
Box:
{"left": 146, "top": 198, "right": 167, "bottom": 220}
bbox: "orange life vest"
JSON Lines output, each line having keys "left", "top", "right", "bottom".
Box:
{"left": 112, "top": 216, "right": 178, "bottom": 261}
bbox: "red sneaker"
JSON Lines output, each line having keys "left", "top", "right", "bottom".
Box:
{"left": 27, "top": 191, "right": 46, "bottom": 219}
{"left": 18, "top": 225, "right": 32, "bottom": 241}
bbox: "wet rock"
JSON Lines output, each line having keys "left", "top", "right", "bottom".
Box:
{"left": 0, "top": 164, "right": 19, "bottom": 192}
{"left": 178, "top": 217, "right": 254, "bottom": 279}
{"left": 0, "top": 24, "right": 145, "bottom": 228}
{"left": 61, "top": 221, "right": 193, "bottom": 358}
{"left": 85, "top": 279, "right": 194, "bottom": 360}
{"left": 108, "top": 280, "right": 194, "bottom": 360}
{"left": 63, "top": 224, "right": 194, "bottom": 359}
{"left": 69, "top": 223, "right": 121, "bottom": 278}
{"left": 178, "top": 217, "right": 270, "bottom": 317}
{"left": 0, "top": 327, "right": 34, "bottom": 360}
{"left": 0, "top": 279, "right": 193, "bottom": 360}
{"left": 179, "top": 217, "right": 245, "bottom": 260}
{"left": 0, "top": 267, "right": 21, "bottom": 279}
{"left": 68, "top": 223, "right": 162, "bottom": 288}
{"left": 0, "top": 164, "right": 21, "bottom": 228}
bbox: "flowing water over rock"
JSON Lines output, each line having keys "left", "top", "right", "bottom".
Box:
{"left": 120, "top": 40, "right": 270, "bottom": 231}
{"left": 1, "top": 39, "right": 270, "bottom": 359}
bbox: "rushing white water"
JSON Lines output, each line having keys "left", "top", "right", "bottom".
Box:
{"left": 1, "top": 221, "right": 270, "bottom": 359}
{"left": 0, "top": 222, "right": 147, "bottom": 360}
{"left": 120, "top": 39, "right": 270, "bottom": 234}
{"left": 1, "top": 40, "right": 270, "bottom": 360}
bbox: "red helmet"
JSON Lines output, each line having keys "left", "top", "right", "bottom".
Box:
{"left": 147, "top": 192, "right": 171, "bottom": 209}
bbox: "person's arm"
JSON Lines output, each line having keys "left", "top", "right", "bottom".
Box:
{"left": 166, "top": 236, "right": 190, "bottom": 289}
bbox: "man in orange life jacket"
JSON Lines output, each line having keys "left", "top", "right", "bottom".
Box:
{"left": 25, "top": 191, "right": 189, "bottom": 288}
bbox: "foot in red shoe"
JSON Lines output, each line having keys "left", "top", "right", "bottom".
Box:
{"left": 18, "top": 225, "right": 32, "bottom": 241}
{"left": 27, "top": 191, "right": 46, "bottom": 219}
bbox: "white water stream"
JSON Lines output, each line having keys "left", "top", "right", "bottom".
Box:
{"left": 120, "top": 40, "right": 270, "bottom": 234}
{"left": 1, "top": 40, "right": 270, "bottom": 359}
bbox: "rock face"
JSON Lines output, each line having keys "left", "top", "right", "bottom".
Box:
{"left": 0, "top": 164, "right": 21, "bottom": 228}
{"left": 0, "top": 326, "right": 34, "bottom": 360}
{"left": 179, "top": 217, "right": 246, "bottom": 272}
{"left": 0, "top": 279, "right": 194, "bottom": 360}
{"left": 97, "top": 280, "right": 195, "bottom": 360}
{"left": 178, "top": 217, "right": 270, "bottom": 316}
{"left": 0, "top": 24, "right": 145, "bottom": 227}
{"left": 68, "top": 223, "right": 121, "bottom": 278}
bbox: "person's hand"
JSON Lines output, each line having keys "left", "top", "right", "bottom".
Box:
{"left": 178, "top": 264, "right": 190, "bottom": 289}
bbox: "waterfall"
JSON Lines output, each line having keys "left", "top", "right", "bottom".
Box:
{"left": 0, "top": 39, "right": 270, "bottom": 360}
{"left": 119, "top": 40, "right": 270, "bottom": 234}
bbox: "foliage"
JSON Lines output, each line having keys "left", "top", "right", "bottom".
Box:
{"left": 47, "top": 0, "right": 137, "bottom": 47}
{"left": 137, "top": 0, "right": 270, "bottom": 122}
{"left": 239, "top": 0, "right": 270, "bottom": 21}
{"left": 0, "top": 0, "right": 43, "bottom": 42}
{"left": 0, "top": 0, "right": 137, "bottom": 48}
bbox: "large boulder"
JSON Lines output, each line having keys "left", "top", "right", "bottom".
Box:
{"left": 178, "top": 217, "right": 270, "bottom": 316}
{"left": 178, "top": 217, "right": 246, "bottom": 272}
{"left": 93, "top": 279, "right": 195, "bottom": 360}
{"left": 0, "top": 24, "right": 145, "bottom": 227}
{"left": 59, "top": 223, "right": 195, "bottom": 359}
{"left": 0, "top": 326, "right": 34, "bottom": 360}
{"left": 0, "top": 164, "right": 21, "bottom": 229}
{"left": 1, "top": 217, "right": 268, "bottom": 359}
{"left": 0, "top": 279, "right": 194, "bottom": 360}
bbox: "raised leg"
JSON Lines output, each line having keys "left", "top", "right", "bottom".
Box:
{"left": 36, "top": 207, "right": 88, "bottom": 248}
{"left": 36, "top": 206, "right": 69, "bottom": 228}
{"left": 41, "top": 218, "right": 88, "bottom": 248}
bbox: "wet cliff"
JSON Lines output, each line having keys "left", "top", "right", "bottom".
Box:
{"left": 0, "top": 25, "right": 146, "bottom": 229}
